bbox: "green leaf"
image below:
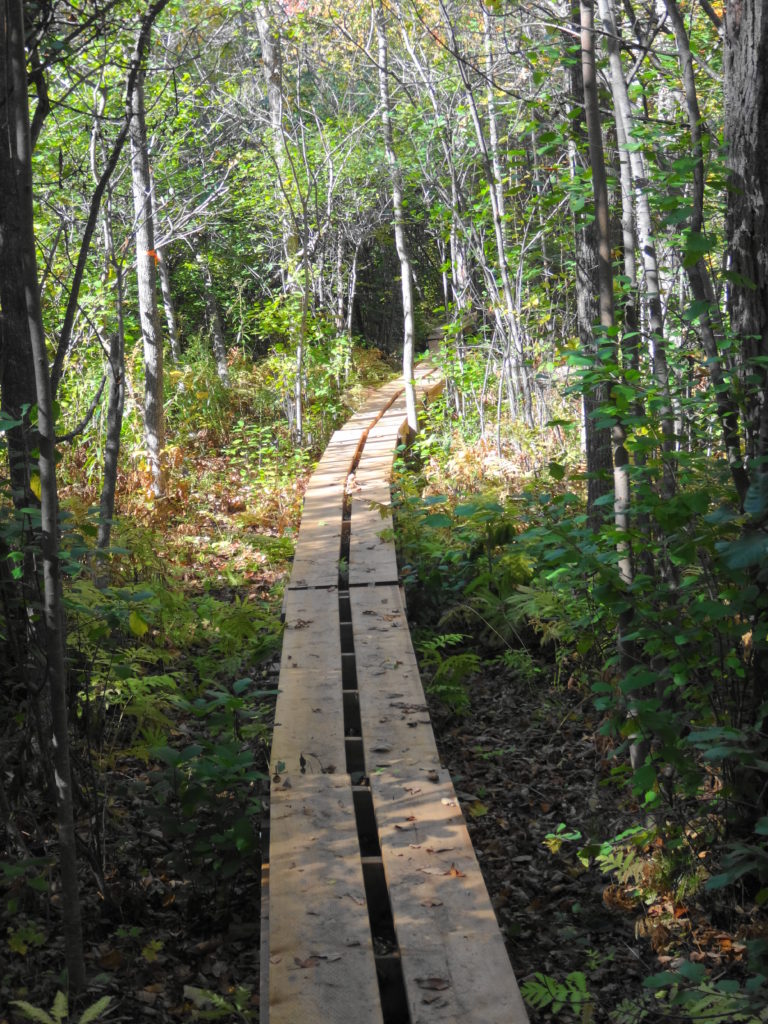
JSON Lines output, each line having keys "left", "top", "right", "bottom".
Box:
{"left": 682, "top": 229, "right": 716, "bottom": 268}
{"left": 548, "top": 461, "right": 565, "bottom": 481}
{"left": 677, "top": 960, "right": 706, "bottom": 983}
{"left": 79, "top": 996, "right": 113, "bottom": 1024}
{"left": 632, "top": 763, "right": 656, "bottom": 794}
{"left": 423, "top": 513, "right": 452, "bottom": 529}
{"left": 662, "top": 204, "right": 694, "bottom": 227}
{"left": 128, "top": 610, "right": 149, "bottom": 637}
{"left": 454, "top": 503, "right": 479, "bottom": 517}
{"left": 52, "top": 992, "right": 67, "bottom": 1023}
{"left": 744, "top": 475, "right": 768, "bottom": 520}
{"left": 717, "top": 532, "right": 768, "bottom": 569}
{"left": 643, "top": 971, "right": 677, "bottom": 990}
{"left": 10, "top": 1001, "right": 54, "bottom": 1024}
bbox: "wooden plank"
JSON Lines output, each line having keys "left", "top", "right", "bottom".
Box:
{"left": 271, "top": 588, "right": 346, "bottom": 773}
{"left": 370, "top": 769, "right": 528, "bottom": 1024}
{"left": 351, "top": 584, "right": 528, "bottom": 1022}
{"left": 348, "top": 409, "right": 403, "bottom": 585}
{"left": 288, "top": 483, "right": 345, "bottom": 588}
{"left": 268, "top": 774, "right": 384, "bottom": 1024}
{"left": 352, "top": 584, "right": 440, "bottom": 771}
{"left": 260, "top": 854, "right": 270, "bottom": 1024}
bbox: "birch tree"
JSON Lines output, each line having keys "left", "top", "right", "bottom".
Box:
{"left": 375, "top": 0, "right": 417, "bottom": 436}
{"left": 129, "top": 34, "right": 166, "bottom": 498}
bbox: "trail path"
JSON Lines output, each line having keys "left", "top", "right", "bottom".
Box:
{"left": 261, "top": 366, "right": 529, "bottom": 1024}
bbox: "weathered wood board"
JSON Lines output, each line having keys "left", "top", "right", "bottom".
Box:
{"left": 370, "top": 767, "right": 528, "bottom": 1023}
{"left": 271, "top": 587, "right": 345, "bottom": 773}
{"left": 268, "top": 774, "right": 384, "bottom": 1024}
{"left": 352, "top": 583, "right": 527, "bottom": 1021}
{"left": 352, "top": 584, "right": 440, "bottom": 770}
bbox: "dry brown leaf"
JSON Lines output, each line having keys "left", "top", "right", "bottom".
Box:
{"left": 294, "top": 956, "right": 321, "bottom": 969}
{"left": 416, "top": 976, "right": 451, "bottom": 991}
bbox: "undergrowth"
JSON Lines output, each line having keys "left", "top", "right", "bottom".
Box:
{"left": 395, "top": 387, "right": 768, "bottom": 1023}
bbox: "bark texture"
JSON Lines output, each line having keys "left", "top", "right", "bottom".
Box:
{"left": 129, "top": 54, "right": 165, "bottom": 497}
{"left": 0, "top": 0, "right": 37, "bottom": 505}
{"left": 2, "top": 0, "right": 86, "bottom": 989}
{"left": 724, "top": 1, "right": 768, "bottom": 472}
{"left": 375, "top": 0, "right": 417, "bottom": 435}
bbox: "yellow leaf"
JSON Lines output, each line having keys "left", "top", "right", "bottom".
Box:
{"left": 141, "top": 939, "right": 164, "bottom": 963}
{"left": 129, "top": 611, "right": 149, "bottom": 637}
{"left": 29, "top": 473, "right": 41, "bottom": 500}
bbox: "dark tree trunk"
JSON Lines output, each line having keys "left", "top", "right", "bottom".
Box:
{"left": 724, "top": 2, "right": 768, "bottom": 473}
{"left": 195, "top": 250, "right": 230, "bottom": 385}
{"left": 665, "top": 0, "right": 749, "bottom": 504}
{"left": 0, "top": 3, "right": 37, "bottom": 506}
{"left": 1, "top": 0, "right": 86, "bottom": 990}
{"left": 568, "top": 3, "right": 612, "bottom": 520}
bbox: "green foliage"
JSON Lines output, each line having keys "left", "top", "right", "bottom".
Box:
{"left": 11, "top": 993, "right": 112, "bottom": 1024}
{"left": 416, "top": 633, "right": 480, "bottom": 713}
{"left": 643, "top": 963, "right": 767, "bottom": 1023}
{"left": 521, "top": 971, "right": 592, "bottom": 1018}
{"left": 148, "top": 676, "right": 270, "bottom": 879}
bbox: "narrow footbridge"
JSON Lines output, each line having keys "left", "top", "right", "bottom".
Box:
{"left": 261, "top": 365, "right": 529, "bottom": 1024}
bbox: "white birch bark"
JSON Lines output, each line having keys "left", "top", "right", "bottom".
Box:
{"left": 375, "top": 0, "right": 417, "bottom": 435}
{"left": 129, "top": 53, "right": 165, "bottom": 498}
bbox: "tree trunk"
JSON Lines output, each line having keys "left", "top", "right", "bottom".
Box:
{"left": 596, "top": 0, "right": 675, "bottom": 500}
{"left": 567, "top": 4, "right": 612, "bottom": 519}
{"left": 440, "top": 1, "right": 533, "bottom": 426}
{"left": 581, "top": 0, "right": 645, "bottom": 767}
{"left": 664, "top": 0, "right": 749, "bottom": 504}
{"left": 2, "top": 0, "right": 86, "bottom": 991}
{"left": 724, "top": 2, "right": 768, "bottom": 474}
{"left": 0, "top": 1, "right": 37, "bottom": 507}
{"left": 129, "top": 52, "right": 165, "bottom": 498}
{"left": 375, "top": 0, "right": 417, "bottom": 436}
{"left": 97, "top": 271, "right": 125, "bottom": 554}
{"left": 255, "top": 1, "right": 298, "bottom": 269}
{"left": 150, "top": 171, "right": 180, "bottom": 364}
{"left": 195, "top": 249, "right": 230, "bottom": 385}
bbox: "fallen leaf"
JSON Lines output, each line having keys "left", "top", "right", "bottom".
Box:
{"left": 294, "top": 956, "right": 321, "bottom": 968}
{"left": 98, "top": 949, "right": 123, "bottom": 970}
{"left": 448, "top": 863, "right": 465, "bottom": 878}
{"left": 420, "top": 898, "right": 443, "bottom": 907}
{"left": 416, "top": 977, "right": 451, "bottom": 991}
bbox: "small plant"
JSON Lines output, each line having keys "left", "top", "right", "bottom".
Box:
{"left": 149, "top": 677, "right": 271, "bottom": 878}
{"left": 521, "top": 971, "right": 592, "bottom": 1018}
{"left": 11, "top": 992, "right": 112, "bottom": 1024}
{"left": 416, "top": 632, "right": 480, "bottom": 714}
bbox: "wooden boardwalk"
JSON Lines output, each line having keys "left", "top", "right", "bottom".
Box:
{"left": 261, "top": 366, "right": 529, "bottom": 1024}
